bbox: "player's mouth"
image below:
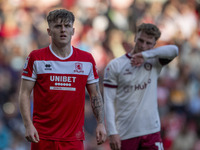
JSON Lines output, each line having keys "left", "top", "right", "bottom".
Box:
{"left": 60, "top": 35, "right": 67, "bottom": 38}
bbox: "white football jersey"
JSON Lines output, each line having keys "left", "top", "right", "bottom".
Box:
{"left": 104, "top": 45, "right": 178, "bottom": 140}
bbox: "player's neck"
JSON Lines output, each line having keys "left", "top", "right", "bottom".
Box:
{"left": 51, "top": 44, "right": 71, "bottom": 58}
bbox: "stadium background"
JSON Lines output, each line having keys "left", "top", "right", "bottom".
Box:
{"left": 0, "top": 0, "right": 200, "bottom": 149}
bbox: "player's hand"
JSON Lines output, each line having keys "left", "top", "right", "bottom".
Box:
{"left": 109, "top": 134, "right": 121, "bottom": 150}
{"left": 25, "top": 123, "right": 39, "bottom": 143}
{"left": 131, "top": 53, "right": 144, "bottom": 67}
{"left": 96, "top": 123, "right": 107, "bottom": 145}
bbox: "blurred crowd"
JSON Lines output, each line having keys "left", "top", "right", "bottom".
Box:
{"left": 0, "top": 0, "right": 200, "bottom": 149}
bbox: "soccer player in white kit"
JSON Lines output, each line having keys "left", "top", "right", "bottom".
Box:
{"left": 103, "top": 23, "right": 178, "bottom": 150}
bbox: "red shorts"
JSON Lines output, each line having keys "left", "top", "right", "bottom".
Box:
{"left": 31, "top": 139, "right": 84, "bottom": 150}
{"left": 121, "top": 132, "right": 164, "bottom": 150}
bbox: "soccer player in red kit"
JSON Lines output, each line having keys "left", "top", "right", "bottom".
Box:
{"left": 18, "top": 9, "right": 106, "bottom": 150}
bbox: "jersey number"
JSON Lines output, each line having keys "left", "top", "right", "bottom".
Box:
{"left": 155, "top": 142, "right": 164, "bottom": 150}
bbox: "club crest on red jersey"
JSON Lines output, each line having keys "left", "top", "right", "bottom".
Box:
{"left": 74, "top": 63, "right": 84, "bottom": 73}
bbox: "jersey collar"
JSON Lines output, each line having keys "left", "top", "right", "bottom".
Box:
{"left": 126, "top": 53, "right": 132, "bottom": 59}
{"left": 49, "top": 44, "right": 73, "bottom": 60}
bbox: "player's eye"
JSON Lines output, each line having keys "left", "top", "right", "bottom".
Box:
{"left": 65, "top": 24, "right": 71, "bottom": 28}
{"left": 138, "top": 39, "right": 144, "bottom": 43}
{"left": 55, "top": 25, "right": 61, "bottom": 28}
{"left": 147, "top": 42, "right": 152, "bottom": 45}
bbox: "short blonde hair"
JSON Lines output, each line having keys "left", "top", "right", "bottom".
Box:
{"left": 137, "top": 23, "right": 161, "bottom": 41}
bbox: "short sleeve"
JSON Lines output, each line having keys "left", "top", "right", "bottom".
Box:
{"left": 87, "top": 54, "right": 99, "bottom": 84}
{"left": 21, "top": 51, "right": 37, "bottom": 81}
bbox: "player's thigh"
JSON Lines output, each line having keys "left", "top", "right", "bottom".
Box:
{"left": 140, "top": 132, "right": 164, "bottom": 150}
{"left": 31, "top": 139, "right": 84, "bottom": 150}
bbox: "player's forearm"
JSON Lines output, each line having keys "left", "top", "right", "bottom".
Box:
{"left": 19, "top": 79, "right": 35, "bottom": 128}
{"left": 91, "top": 95, "right": 104, "bottom": 124}
{"left": 19, "top": 93, "right": 33, "bottom": 128}
{"left": 142, "top": 45, "right": 178, "bottom": 60}
{"left": 90, "top": 84, "right": 105, "bottom": 124}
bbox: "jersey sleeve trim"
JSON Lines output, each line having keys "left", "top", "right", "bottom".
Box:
{"left": 87, "top": 78, "right": 99, "bottom": 84}
{"left": 21, "top": 76, "right": 36, "bottom": 81}
{"left": 104, "top": 84, "right": 118, "bottom": 88}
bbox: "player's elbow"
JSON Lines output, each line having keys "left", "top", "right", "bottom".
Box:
{"left": 171, "top": 45, "right": 179, "bottom": 56}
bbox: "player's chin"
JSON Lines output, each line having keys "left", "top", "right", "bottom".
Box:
{"left": 58, "top": 41, "right": 69, "bottom": 46}
{"left": 97, "top": 142, "right": 103, "bottom": 145}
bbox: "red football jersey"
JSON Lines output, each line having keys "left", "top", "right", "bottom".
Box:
{"left": 22, "top": 46, "right": 99, "bottom": 141}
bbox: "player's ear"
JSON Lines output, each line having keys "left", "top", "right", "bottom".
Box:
{"left": 47, "top": 28, "right": 51, "bottom": 36}
{"left": 72, "top": 28, "right": 75, "bottom": 35}
{"left": 153, "top": 40, "right": 156, "bottom": 47}
{"left": 134, "top": 35, "right": 137, "bottom": 42}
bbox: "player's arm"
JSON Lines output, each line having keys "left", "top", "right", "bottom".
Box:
{"left": 131, "top": 45, "right": 178, "bottom": 66}
{"left": 18, "top": 79, "right": 39, "bottom": 143}
{"left": 104, "top": 86, "right": 121, "bottom": 150}
{"left": 86, "top": 82, "right": 107, "bottom": 145}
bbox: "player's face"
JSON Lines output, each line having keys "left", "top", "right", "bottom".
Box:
{"left": 47, "top": 18, "right": 74, "bottom": 47}
{"left": 134, "top": 31, "right": 156, "bottom": 53}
